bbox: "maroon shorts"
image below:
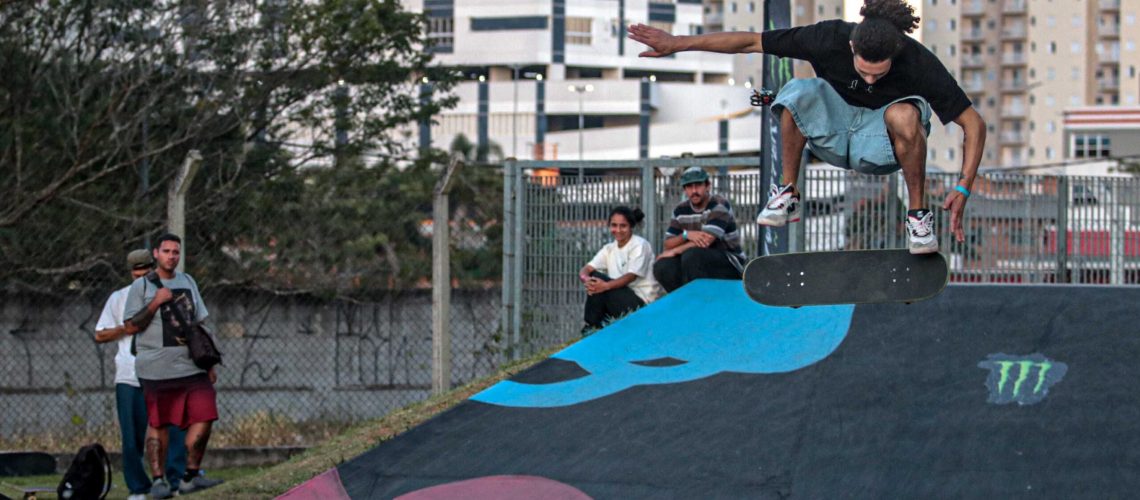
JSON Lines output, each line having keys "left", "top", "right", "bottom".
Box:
{"left": 140, "top": 373, "right": 218, "bottom": 430}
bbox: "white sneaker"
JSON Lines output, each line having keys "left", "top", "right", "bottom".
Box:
{"left": 756, "top": 184, "right": 802, "bottom": 226}
{"left": 906, "top": 209, "right": 939, "bottom": 254}
{"left": 128, "top": 495, "right": 148, "bottom": 500}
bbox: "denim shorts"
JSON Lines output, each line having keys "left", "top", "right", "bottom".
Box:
{"left": 772, "top": 78, "right": 932, "bottom": 175}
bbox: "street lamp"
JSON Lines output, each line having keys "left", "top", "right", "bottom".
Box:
{"left": 568, "top": 84, "right": 594, "bottom": 163}
{"left": 511, "top": 64, "right": 521, "bottom": 158}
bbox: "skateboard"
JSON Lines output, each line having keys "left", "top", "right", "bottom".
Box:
{"left": 743, "top": 249, "right": 949, "bottom": 307}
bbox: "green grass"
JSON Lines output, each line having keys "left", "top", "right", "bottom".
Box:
{"left": 0, "top": 466, "right": 265, "bottom": 499}
{"left": 196, "top": 344, "right": 567, "bottom": 499}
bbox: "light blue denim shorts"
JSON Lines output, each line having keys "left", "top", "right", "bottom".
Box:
{"left": 772, "top": 78, "right": 932, "bottom": 175}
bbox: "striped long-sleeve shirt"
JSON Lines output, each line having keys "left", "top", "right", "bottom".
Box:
{"left": 665, "top": 194, "right": 746, "bottom": 262}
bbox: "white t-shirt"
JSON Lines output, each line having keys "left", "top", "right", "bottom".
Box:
{"left": 95, "top": 285, "right": 139, "bottom": 387}
{"left": 587, "top": 235, "right": 663, "bottom": 304}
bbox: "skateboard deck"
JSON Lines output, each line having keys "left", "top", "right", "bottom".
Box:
{"left": 743, "top": 249, "right": 949, "bottom": 307}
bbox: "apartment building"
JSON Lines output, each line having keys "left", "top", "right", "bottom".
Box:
{"left": 921, "top": 0, "right": 1140, "bottom": 168}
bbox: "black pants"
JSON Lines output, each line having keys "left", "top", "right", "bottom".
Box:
{"left": 653, "top": 247, "right": 743, "bottom": 293}
{"left": 584, "top": 271, "right": 646, "bottom": 328}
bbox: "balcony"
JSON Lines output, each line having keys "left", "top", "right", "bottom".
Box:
{"left": 1003, "top": 0, "right": 1027, "bottom": 14}
{"left": 1099, "top": 23, "right": 1120, "bottom": 38}
{"left": 1098, "top": 78, "right": 1120, "bottom": 91}
{"left": 962, "top": 29, "right": 985, "bottom": 42}
{"left": 1100, "top": 51, "right": 1121, "bottom": 64}
{"left": 963, "top": 0, "right": 986, "bottom": 16}
{"left": 1001, "top": 131, "right": 1027, "bottom": 144}
{"left": 1000, "top": 25, "right": 1027, "bottom": 40}
{"left": 1004, "top": 106, "right": 1027, "bottom": 118}
{"left": 961, "top": 54, "right": 985, "bottom": 68}
{"left": 1001, "top": 52, "right": 1027, "bottom": 66}
{"left": 962, "top": 80, "right": 986, "bottom": 94}
{"left": 705, "top": 11, "right": 724, "bottom": 27}
{"left": 1100, "top": 0, "right": 1121, "bottom": 10}
{"left": 1001, "top": 79, "right": 1030, "bottom": 92}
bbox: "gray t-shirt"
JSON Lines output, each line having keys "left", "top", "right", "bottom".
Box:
{"left": 123, "top": 272, "right": 210, "bottom": 381}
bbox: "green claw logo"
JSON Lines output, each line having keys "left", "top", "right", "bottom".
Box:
{"left": 978, "top": 354, "right": 1067, "bottom": 406}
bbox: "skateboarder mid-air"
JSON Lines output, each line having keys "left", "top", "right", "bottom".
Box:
{"left": 629, "top": 0, "right": 986, "bottom": 254}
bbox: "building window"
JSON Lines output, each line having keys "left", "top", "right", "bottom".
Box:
{"left": 1072, "top": 135, "right": 1111, "bottom": 158}
{"left": 949, "top": 19, "right": 957, "bottom": 31}
{"left": 1049, "top": 41, "right": 1056, "bottom": 54}
{"left": 427, "top": 16, "right": 454, "bottom": 52}
{"left": 749, "top": 2, "right": 755, "bottom": 13}
{"left": 1046, "top": 147, "right": 1054, "bottom": 159}
{"left": 567, "top": 17, "right": 592, "bottom": 45}
{"left": 731, "top": 2, "right": 737, "bottom": 13}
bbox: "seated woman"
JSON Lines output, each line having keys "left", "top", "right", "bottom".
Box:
{"left": 579, "top": 206, "right": 663, "bottom": 332}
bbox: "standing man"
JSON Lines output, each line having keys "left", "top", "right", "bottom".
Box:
{"left": 94, "top": 249, "right": 188, "bottom": 500}
{"left": 123, "top": 234, "right": 223, "bottom": 498}
{"left": 653, "top": 167, "right": 746, "bottom": 292}
{"left": 629, "top": 0, "right": 986, "bottom": 254}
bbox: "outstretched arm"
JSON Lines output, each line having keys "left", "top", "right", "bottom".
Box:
{"left": 942, "top": 106, "right": 986, "bottom": 243}
{"left": 628, "top": 23, "right": 763, "bottom": 57}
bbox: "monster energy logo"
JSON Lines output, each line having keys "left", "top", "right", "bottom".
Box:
{"left": 978, "top": 353, "right": 1067, "bottom": 406}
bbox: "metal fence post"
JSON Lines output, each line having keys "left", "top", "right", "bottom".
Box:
{"left": 887, "top": 171, "right": 900, "bottom": 247}
{"left": 1056, "top": 176, "right": 1069, "bottom": 283}
{"left": 790, "top": 153, "right": 808, "bottom": 252}
{"left": 512, "top": 162, "right": 526, "bottom": 359}
{"left": 167, "top": 150, "right": 201, "bottom": 272}
{"left": 501, "top": 160, "right": 515, "bottom": 360}
{"left": 1111, "top": 178, "right": 1124, "bottom": 285}
{"left": 432, "top": 156, "right": 462, "bottom": 395}
{"left": 641, "top": 159, "right": 657, "bottom": 242}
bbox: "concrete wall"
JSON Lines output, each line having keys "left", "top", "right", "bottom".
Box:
{"left": 0, "top": 288, "right": 503, "bottom": 436}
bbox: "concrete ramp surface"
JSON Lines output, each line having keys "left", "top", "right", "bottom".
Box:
{"left": 282, "top": 281, "right": 1140, "bottom": 498}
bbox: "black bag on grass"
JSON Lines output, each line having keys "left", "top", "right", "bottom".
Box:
{"left": 57, "top": 443, "right": 111, "bottom": 500}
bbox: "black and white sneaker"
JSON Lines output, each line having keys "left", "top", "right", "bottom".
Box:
{"left": 756, "top": 184, "right": 802, "bottom": 226}
{"left": 906, "top": 209, "right": 939, "bottom": 254}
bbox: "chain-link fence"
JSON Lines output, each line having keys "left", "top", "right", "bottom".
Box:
{"left": 0, "top": 157, "right": 506, "bottom": 448}
{"left": 7, "top": 153, "right": 1140, "bottom": 446}
{"left": 501, "top": 158, "right": 1140, "bottom": 356}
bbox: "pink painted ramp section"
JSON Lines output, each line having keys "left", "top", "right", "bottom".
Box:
{"left": 396, "top": 475, "right": 592, "bottom": 500}
{"left": 277, "top": 467, "right": 350, "bottom": 500}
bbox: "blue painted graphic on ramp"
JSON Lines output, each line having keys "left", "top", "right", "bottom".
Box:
{"left": 473, "top": 280, "right": 854, "bottom": 408}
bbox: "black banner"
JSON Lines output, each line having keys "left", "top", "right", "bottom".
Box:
{"left": 759, "top": 0, "right": 794, "bottom": 255}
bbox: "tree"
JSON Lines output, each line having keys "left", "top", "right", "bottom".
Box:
{"left": 0, "top": 0, "right": 458, "bottom": 292}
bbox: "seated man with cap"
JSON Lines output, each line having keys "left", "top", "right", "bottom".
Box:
{"left": 653, "top": 167, "right": 746, "bottom": 292}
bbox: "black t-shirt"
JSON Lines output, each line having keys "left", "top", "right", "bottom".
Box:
{"left": 761, "top": 20, "right": 972, "bottom": 125}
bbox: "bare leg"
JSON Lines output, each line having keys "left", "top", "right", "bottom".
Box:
{"left": 183, "top": 421, "right": 213, "bottom": 470}
{"left": 779, "top": 109, "right": 809, "bottom": 192}
{"left": 145, "top": 426, "right": 169, "bottom": 478}
{"left": 884, "top": 102, "right": 927, "bottom": 210}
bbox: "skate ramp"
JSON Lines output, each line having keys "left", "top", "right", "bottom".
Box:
{"left": 281, "top": 281, "right": 1140, "bottom": 498}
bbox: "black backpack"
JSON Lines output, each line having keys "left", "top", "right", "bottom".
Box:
{"left": 57, "top": 443, "right": 111, "bottom": 500}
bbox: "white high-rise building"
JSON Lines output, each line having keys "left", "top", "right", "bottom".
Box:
{"left": 402, "top": 0, "right": 761, "bottom": 160}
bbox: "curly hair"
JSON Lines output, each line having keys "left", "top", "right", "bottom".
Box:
{"left": 851, "top": 0, "right": 920, "bottom": 61}
{"left": 610, "top": 206, "right": 646, "bottom": 227}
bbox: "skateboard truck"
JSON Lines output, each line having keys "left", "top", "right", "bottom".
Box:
{"left": 750, "top": 89, "right": 776, "bottom": 107}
